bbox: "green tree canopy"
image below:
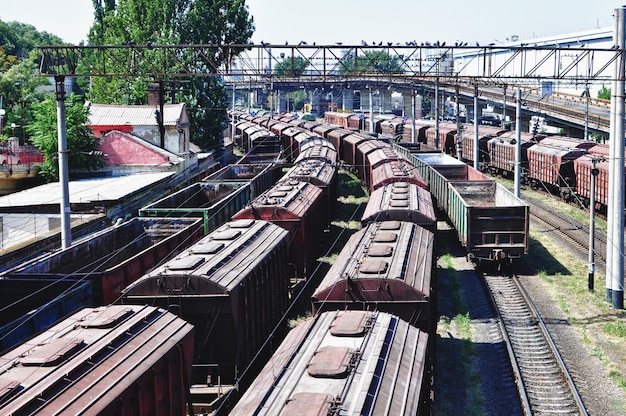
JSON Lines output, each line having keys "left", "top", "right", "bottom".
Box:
{"left": 27, "top": 94, "right": 102, "bottom": 181}
{"left": 339, "top": 50, "right": 405, "bottom": 76}
{"left": 87, "top": 0, "right": 255, "bottom": 151}
{"left": 275, "top": 56, "right": 309, "bottom": 76}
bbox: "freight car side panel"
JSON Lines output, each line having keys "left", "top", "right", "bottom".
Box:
{"left": 448, "top": 181, "right": 529, "bottom": 260}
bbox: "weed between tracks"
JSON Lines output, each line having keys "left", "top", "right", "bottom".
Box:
{"left": 435, "top": 253, "right": 483, "bottom": 415}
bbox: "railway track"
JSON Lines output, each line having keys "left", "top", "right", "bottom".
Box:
{"left": 525, "top": 194, "right": 607, "bottom": 269}
{"left": 484, "top": 273, "right": 588, "bottom": 416}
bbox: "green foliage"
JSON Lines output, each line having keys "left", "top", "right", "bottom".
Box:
{"left": 275, "top": 56, "right": 309, "bottom": 76}
{"left": 27, "top": 94, "right": 102, "bottom": 181}
{"left": 339, "top": 50, "right": 405, "bottom": 75}
{"left": 597, "top": 84, "right": 611, "bottom": 100}
{"left": 86, "top": 0, "right": 255, "bottom": 152}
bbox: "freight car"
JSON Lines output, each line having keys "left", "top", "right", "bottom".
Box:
{"left": 526, "top": 136, "right": 594, "bottom": 199}
{"left": 311, "top": 220, "right": 435, "bottom": 332}
{"left": 0, "top": 278, "right": 92, "bottom": 353}
{"left": 361, "top": 181, "right": 437, "bottom": 232}
{"left": 0, "top": 304, "right": 194, "bottom": 416}
{"left": 487, "top": 131, "right": 544, "bottom": 179}
{"left": 139, "top": 163, "right": 276, "bottom": 234}
{"left": 227, "top": 310, "right": 431, "bottom": 416}
{"left": 2, "top": 217, "right": 203, "bottom": 305}
{"left": 411, "top": 152, "right": 528, "bottom": 265}
{"left": 232, "top": 178, "right": 326, "bottom": 279}
{"left": 121, "top": 219, "right": 290, "bottom": 387}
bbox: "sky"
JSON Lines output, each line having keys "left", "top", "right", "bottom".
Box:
{"left": 0, "top": 1, "right": 621, "bottom": 46}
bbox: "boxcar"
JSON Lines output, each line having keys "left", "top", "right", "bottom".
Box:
{"left": 342, "top": 133, "right": 369, "bottom": 167}
{"left": 0, "top": 278, "right": 92, "bottom": 353}
{"left": 311, "top": 122, "right": 340, "bottom": 138}
{"left": 487, "top": 131, "right": 544, "bottom": 178}
{"left": 312, "top": 220, "right": 435, "bottom": 332}
{"left": 2, "top": 217, "right": 203, "bottom": 305}
{"left": 0, "top": 304, "right": 194, "bottom": 416}
{"left": 527, "top": 137, "right": 590, "bottom": 196}
{"left": 370, "top": 159, "right": 427, "bottom": 192}
{"left": 324, "top": 111, "right": 352, "bottom": 127}
{"left": 283, "top": 159, "right": 338, "bottom": 226}
{"left": 294, "top": 137, "right": 338, "bottom": 165}
{"left": 355, "top": 139, "right": 392, "bottom": 181}
{"left": 232, "top": 179, "right": 325, "bottom": 279}
{"left": 326, "top": 128, "right": 354, "bottom": 159}
{"left": 459, "top": 125, "right": 506, "bottom": 166}
{"left": 228, "top": 310, "right": 431, "bottom": 416}
{"left": 361, "top": 181, "right": 436, "bottom": 232}
{"left": 362, "top": 143, "right": 406, "bottom": 186}
{"left": 121, "top": 220, "right": 289, "bottom": 386}
{"left": 574, "top": 144, "right": 612, "bottom": 209}
{"left": 424, "top": 121, "right": 457, "bottom": 153}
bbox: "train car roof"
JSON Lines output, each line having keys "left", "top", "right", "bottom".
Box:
{"left": 361, "top": 181, "right": 436, "bottom": 228}
{"left": 370, "top": 160, "right": 427, "bottom": 190}
{"left": 233, "top": 179, "right": 323, "bottom": 220}
{"left": 313, "top": 220, "right": 433, "bottom": 303}
{"left": 230, "top": 310, "right": 429, "bottom": 416}
{"left": 284, "top": 159, "right": 337, "bottom": 188}
{"left": 294, "top": 141, "right": 338, "bottom": 165}
{"left": 0, "top": 304, "right": 193, "bottom": 415}
{"left": 122, "top": 219, "right": 288, "bottom": 294}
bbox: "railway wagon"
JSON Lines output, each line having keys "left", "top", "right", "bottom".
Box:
{"left": 341, "top": 132, "right": 369, "bottom": 167}
{"left": 379, "top": 116, "right": 405, "bottom": 137}
{"left": 2, "top": 217, "right": 203, "bottom": 305}
{"left": 140, "top": 182, "right": 250, "bottom": 235}
{"left": 283, "top": 158, "right": 338, "bottom": 226}
{"left": 409, "top": 152, "right": 479, "bottom": 210}
{"left": 203, "top": 162, "right": 278, "bottom": 197}
{"left": 228, "top": 310, "right": 431, "bottom": 416}
{"left": 573, "top": 144, "right": 612, "bottom": 208}
{"left": 312, "top": 220, "right": 435, "bottom": 332}
{"left": 0, "top": 304, "right": 194, "bottom": 416}
{"left": 294, "top": 136, "right": 338, "bottom": 165}
{"left": 326, "top": 127, "right": 354, "bottom": 158}
{"left": 140, "top": 164, "right": 277, "bottom": 234}
{"left": 0, "top": 279, "right": 92, "bottom": 354}
{"left": 311, "top": 122, "right": 340, "bottom": 138}
{"left": 487, "top": 131, "right": 545, "bottom": 179}
{"left": 279, "top": 126, "right": 307, "bottom": 160}
{"left": 355, "top": 139, "right": 392, "bottom": 181}
{"left": 323, "top": 111, "right": 352, "bottom": 127}
{"left": 402, "top": 119, "right": 436, "bottom": 144}
{"left": 424, "top": 121, "right": 457, "bottom": 153}
{"left": 369, "top": 158, "right": 427, "bottom": 192}
{"left": 121, "top": 220, "right": 289, "bottom": 387}
{"left": 448, "top": 180, "right": 529, "bottom": 264}
{"left": 526, "top": 137, "right": 591, "bottom": 198}
{"left": 232, "top": 179, "right": 325, "bottom": 279}
{"left": 361, "top": 142, "right": 407, "bottom": 187}
{"left": 361, "top": 181, "right": 437, "bottom": 232}
{"left": 459, "top": 125, "right": 506, "bottom": 166}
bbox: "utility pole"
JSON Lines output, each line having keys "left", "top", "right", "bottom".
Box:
{"left": 54, "top": 76, "right": 71, "bottom": 249}
{"left": 473, "top": 83, "right": 479, "bottom": 170}
{"left": 514, "top": 89, "right": 522, "bottom": 197}
{"left": 455, "top": 84, "right": 462, "bottom": 160}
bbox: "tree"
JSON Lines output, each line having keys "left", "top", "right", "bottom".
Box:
{"left": 86, "top": 0, "right": 255, "bottom": 151}
{"left": 339, "top": 50, "right": 405, "bottom": 76}
{"left": 27, "top": 94, "right": 103, "bottom": 181}
{"left": 275, "top": 56, "right": 309, "bottom": 76}
{"left": 597, "top": 84, "right": 611, "bottom": 100}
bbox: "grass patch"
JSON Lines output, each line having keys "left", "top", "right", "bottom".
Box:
{"left": 603, "top": 320, "right": 626, "bottom": 338}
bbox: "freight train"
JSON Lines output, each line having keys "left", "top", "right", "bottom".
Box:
{"left": 326, "top": 110, "right": 617, "bottom": 215}
{"left": 0, "top": 107, "right": 531, "bottom": 415}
